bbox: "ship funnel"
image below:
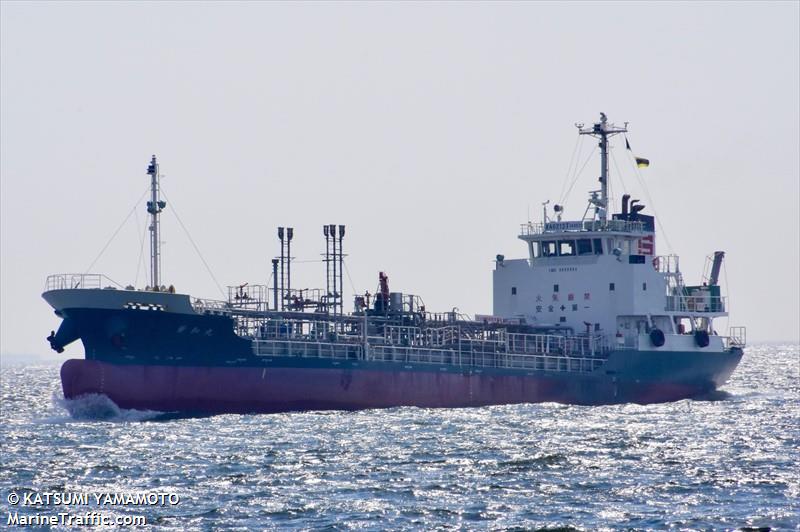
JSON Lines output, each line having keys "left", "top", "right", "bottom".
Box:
{"left": 622, "top": 194, "right": 630, "bottom": 215}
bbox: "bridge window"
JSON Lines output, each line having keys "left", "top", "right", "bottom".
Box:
{"left": 558, "top": 240, "right": 575, "bottom": 256}
{"left": 542, "top": 241, "right": 557, "bottom": 257}
{"left": 577, "top": 239, "right": 593, "bottom": 256}
{"left": 593, "top": 238, "right": 603, "bottom": 254}
{"left": 609, "top": 283, "right": 615, "bottom": 291}
{"left": 511, "top": 286, "right": 517, "bottom": 295}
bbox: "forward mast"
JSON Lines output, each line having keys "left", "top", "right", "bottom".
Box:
{"left": 146, "top": 155, "right": 166, "bottom": 290}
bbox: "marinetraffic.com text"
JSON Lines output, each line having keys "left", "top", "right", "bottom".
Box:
{"left": 5, "top": 490, "right": 181, "bottom": 528}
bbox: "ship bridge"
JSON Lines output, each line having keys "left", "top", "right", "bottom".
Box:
{"left": 517, "top": 213, "right": 655, "bottom": 263}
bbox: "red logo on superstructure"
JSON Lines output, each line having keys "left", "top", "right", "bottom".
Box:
{"left": 638, "top": 235, "right": 655, "bottom": 255}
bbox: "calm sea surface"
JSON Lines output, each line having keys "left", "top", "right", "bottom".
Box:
{"left": 1, "top": 344, "right": 798, "bottom": 531}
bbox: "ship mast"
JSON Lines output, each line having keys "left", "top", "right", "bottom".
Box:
{"left": 146, "top": 155, "right": 166, "bottom": 289}
{"left": 577, "top": 113, "right": 627, "bottom": 222}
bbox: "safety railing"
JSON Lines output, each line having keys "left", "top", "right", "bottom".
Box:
{"left": 665, "top": 295, "right": 726, "bottom": 313}
{"left": 191, "top": 298, "right": 232, "bottom": 314}
{"left": 725, "top": 326, "right": 747, "bottom": 348}
{"left": 506, "top": 332, "right": 611, "bottom": 357}
{"left": 654, "top": 255, "right": 680, "bottom": 274}
{"left": 228, "top": 284, "right": 270, "bottom": 309}
{"left": 250, "top": 334, "right": 610, "bottom": 374}
{"left": 520, "top": 219, "right": 646, "bottom": 237}
{"left": 383, "top": 325, "right": 460, "bottom": 347}
{"left": 253, "top": 340, "right": 362, "bottom": 360}
{"left": 44, "top": 273, "right": 121, "bottom": 291}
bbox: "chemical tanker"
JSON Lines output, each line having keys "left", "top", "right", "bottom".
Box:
{"left": 44, "top": 114, "right": 745, "bottom": 414}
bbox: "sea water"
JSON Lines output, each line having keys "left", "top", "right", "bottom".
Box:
{"left": 1, "top": 344, "right": 798, "bottom": 530}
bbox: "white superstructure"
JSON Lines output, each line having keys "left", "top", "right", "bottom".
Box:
{"left": 493, "top": 114, "right": 744, "bottom": 353}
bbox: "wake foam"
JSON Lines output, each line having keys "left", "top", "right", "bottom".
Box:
{"left": 690, "top": 389, "right": 734, "bottom": 402}
{"left": 55, "top": 393, "right": 164, "bottom": 422}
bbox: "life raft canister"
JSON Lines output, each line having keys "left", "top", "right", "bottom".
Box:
{"left": 694, "top": 330, "right": 710, "bottom": 348}
{"left": 649, "top": 328, "right": 665, "bottom": 347}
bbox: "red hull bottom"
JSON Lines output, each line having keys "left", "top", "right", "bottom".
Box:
{"left": 60, "top": 359, "right": 706, "bottom": 413}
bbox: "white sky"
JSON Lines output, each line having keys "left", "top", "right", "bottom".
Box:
{"left": 2, "top": 1, "right": 798, "bottom": 360}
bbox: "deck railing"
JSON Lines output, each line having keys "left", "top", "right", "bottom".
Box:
{"left": 253, "top": 319, "right": 611, "bottom": 358}
{"left": 191, "top": 297, "right": 232, "bottom": 314}
{"left": 725, "top": 326, "right": 747, "bottom": 348}
{"left": 654, "top": 255, "right": 680, "bottom": 274}
{"left": 665, "top": 295, "right": 726, "bottom": 313}
{"left": 251, "top": 338, "right": 606, "bottom": 374}
{"left": 520, "top": 219, "right": 646, "bottom": 237}
{"left": 44, "top": 273, "right": 121, "bottom": 291}
{"left": 227, "top": 284, "right": 270, "bottom": 310}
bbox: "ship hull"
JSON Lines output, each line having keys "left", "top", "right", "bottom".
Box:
{"left": 60, "top": 347, "right": 743, "bottom": 413}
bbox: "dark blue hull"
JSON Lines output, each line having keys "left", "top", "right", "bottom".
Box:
{"left": 52, "top": 306, "right": 743, "bottom": 413}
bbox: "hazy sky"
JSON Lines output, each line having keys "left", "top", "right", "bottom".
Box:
{"left": 1, "top": 1, "right": 798, "bottom": 360}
